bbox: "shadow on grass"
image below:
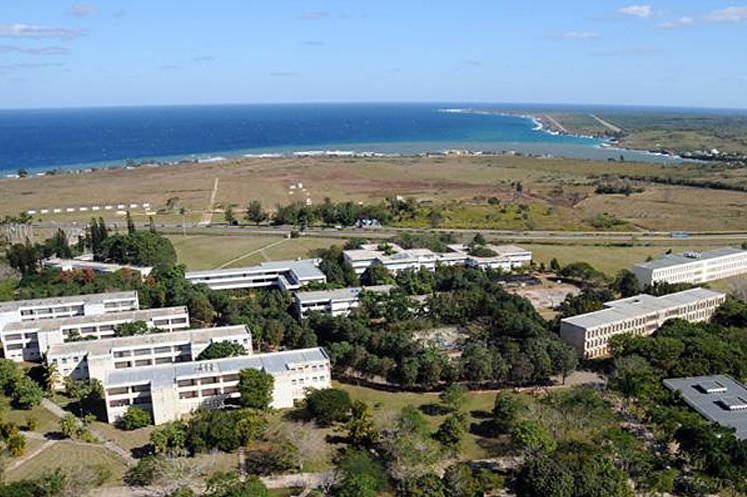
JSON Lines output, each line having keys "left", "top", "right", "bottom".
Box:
{"left": 419, "top": 403, "right": 451, "bottom": 416}
{"left": 470, "top": 409, "right": 493, "bottom": 419}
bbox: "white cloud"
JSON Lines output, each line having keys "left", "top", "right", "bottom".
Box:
{"left": 619, "top": 5, "right": 652, "bottom": 18}
{"left": 0, "top": 44, "right": 70, "bottom": 55}
{"left": 705, "top": 6, "right": 747, "bottom": 22}
{"left": 548, "top": 31, "right": 600, "bottom": 39}
{"left": 68, "top": 3, "right": 96, "bottom": 17}
{"left": 658, "top": 16, "right": 695, "bottom": 29}
{"left": 0, "top": 24, "right": 84, "bottom": 40}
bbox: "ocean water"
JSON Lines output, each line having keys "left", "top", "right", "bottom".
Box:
{"left": 0, "top": 103, "right": 680, "bottom": 176}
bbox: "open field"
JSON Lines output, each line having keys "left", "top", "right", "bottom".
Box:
{"left": 5, "top": 155, "right": 747, "bottom": 233}
{"left": 6, "top": 441, "right": 130, "bottom": 484}
{"left": 339, "top": 382, "right": 497, "bottom": 460}
{"left": 168, "top": 234, "right": 349, "bottom": 270}
{"left": 4, "top": 404, "right": 61, "bottom": 436}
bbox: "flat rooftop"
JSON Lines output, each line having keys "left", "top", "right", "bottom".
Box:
{"left": 4, "top": 306, "right": 188, "bottom": 332}
{"left": 0, "top": 291, "right": 137, "bottom": 313}
{"left": 634, "top": 247, "right": 746, "bottom": 271}
{"left": 105, "top": 346, "right": 329, "bottom": 388}
{"left": 185, "top": 259, "right": 324, "bottom": 280}
{"left": 44, "top": 258, "right": 152, "bottom": 274}
{"left": 47, "top": 325, "right": 249, "bottom": 358}
{"left": 664, "top": 375, "right": 747, "bottom": 440}
{"left": 294, "top": 285, "right": 394, "bottom": 304}
{"left": 561, "top": 287, "right": 725, "bottom": 330}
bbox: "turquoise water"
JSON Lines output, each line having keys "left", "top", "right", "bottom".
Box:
{"left": 0, "top": 103, "right": 682, "bottom": 175}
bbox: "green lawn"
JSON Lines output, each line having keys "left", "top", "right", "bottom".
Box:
{"left": 3, "top": 404, "right": 60, "bottom": 436}
{"left": 92, "top": 421, "right": 155, "bottom": 452}
{"left": 338, "top": 382, "right": 499, "bottom": 460}
{"left": 6, "top": 441, "right": 130, "bottom": 485}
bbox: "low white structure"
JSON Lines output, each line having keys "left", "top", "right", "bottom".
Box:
{"left": 632, "top": 248, "right": 747, "bottom": 289}
{"left": 0, "top": 291, "right": 139, "bottom": 361}
{"left": 293, "top": 285, "right": 394, "bottom": 318}
{"left": 343, "top": 243, "right": 532, "bottom": 275}
{"left": 4, "top": 306, "right": 189, "bottom": 362}
{"left": 185, "top": 259, "right": 326, "bottom": 291}
{"left": 43, "top": 257, "right": 153, "bottom": 279}
{"left": 103, "top": 347, "right": 331, "bottom": 424}
{"left": 47, "top": 325, "right": 252, "bottom": 389}
{"left": 560, "top": 288, "right": 726, "bottom": 359}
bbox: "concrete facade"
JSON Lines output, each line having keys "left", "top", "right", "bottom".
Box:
{"left": 6, "top": 306, "right": 189, "bottom": 362}
{"left": 46, "top": 325, "right": 252, "bottom": 389}
{"left": 560, "top": 288, "right": 726, "bottom": 359}
{"left": 293, "top": 285, "right": 394, "bottom": 318}
{"left": 103, "top": 347, "right": 331, "bottom": 424}
{"left": 185, "top": 259, "right": 326, "bottom": 291}
{"left": 0, "top": 291, "right": 139, "bottom": 361}
{"left": 632, "top": 248, "right": 747, "bottom": 288}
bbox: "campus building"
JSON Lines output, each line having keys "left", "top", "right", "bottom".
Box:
{"left": 632, "top": 248, "right": 747, "bottom": 288}
{"left": 0, "top": 291, "right": 140, "bottom": 361}
{"left": 560, "top": 288, "right": 726, "bottom": 359}
{"left": 4, "top": 306, "right": 189, "bottom": 362}
{"left": 185, "top": 259, "right": 326, "bottom": 291}
{"left": 46, "top": 325, "right": 252, "bottom": 389}
{"left": 343, "top": 243, "right": 532, "bottom": 276}
{"left": 293, "top": 285, "right": 394, "bottom": 318}
{"left": 43, "top": 257, "right": 153, "bottom": 279}
{"left": 664, "top": 375, "right": 747, "bottom": 440}
{"left": 103, "top": 347, "right": 331, "bottom": 424}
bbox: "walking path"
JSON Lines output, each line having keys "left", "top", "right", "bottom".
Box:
{"left": 216, "top": 238, "right": 287, "bottom": 269}
{"left": 590, "top": 113, "right": 623, "bottom": 133}
{"left": 40, "top": 398, "right": 136, "bottom": 465}
{"left": 199, "top": 177, "right": 220, "bottom": 225}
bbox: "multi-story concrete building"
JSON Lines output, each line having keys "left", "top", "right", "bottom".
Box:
{"left": 0, "top": 291, "right": 140, "bottom": 361}
{"left": 343, "top": 243, "right": 532, "bottom": 276}
{"left": 632, "top": 248, "right": 747, "bottom": 289}
{"left": 293, "top": 285, "right": 394, "bottom": 318}
{"left": 3, "top": 306, "right": 189, "bottom": 362}
{"left": 560, "top": 288, "right": 726, "bottom": 359}
{"left": 46, "top": 325, "right": 252, "bottom": 388}
{"left": 43, "top": 257, "right": 153, "bottom": 279}
{"left": 185, "top": 259, "right": 326, "bottom": 291}
{"left": 103, "top": 347, "right": 331, "bottom": 424}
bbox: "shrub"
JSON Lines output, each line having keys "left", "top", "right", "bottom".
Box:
{"left": 117, "top": 406, "right": 152, "bottom": 430}
{"left": 305, "top": 388, "right": 353, "bottom": 426}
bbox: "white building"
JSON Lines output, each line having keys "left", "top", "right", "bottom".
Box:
{"left": 43, "top": 257, "right": 153, "bottom": 279}
{"left": 46, "top": 325, "right": 252, "bottom": 389}
{"left": 448, "top": 244, "right": 533, "bottom": 271}
{"left": 632, "top": 248, "right": 747, "bottom": 289}
{"left": 0, "top": 291, "right": 140, "bottom": 361}
{"left": 185, "top": 259, "right": 326, "bottom": 291}
{"left": 293, "top": 285, "right": 394, "bottom": 318}
{"left": 560, "top": 288, "right": 726, "bottom": 359}
{"left": 4, "top": 306, "right": 189, "bottom": 362}
{"left": 103, "top": 347, "right": 331, "bottom": 424}
{"left": 343, "top": 243, "right": 532, "bottom": 276}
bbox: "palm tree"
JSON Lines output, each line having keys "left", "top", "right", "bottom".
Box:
{"left": 41, "top": 359, "right": 60, "bottom": 393}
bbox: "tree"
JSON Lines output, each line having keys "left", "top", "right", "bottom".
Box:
{"left": 117, "top": 406, "right": 152, "bottom": 430}
{"left": 439, "top": 384, "right": 467, "bottom": 412}
{"left": 60, "top": 413, "right": 80, "bottom": 439}
{"left": 337, "top": 473, "right": 379, "bottom": 497}
{"left": 149, "top": 421, "right": 188, "bottom": 457}
{"left": 126, "top": 211, "right": 136, "bottom": 234}
{"left": 237, "top": 369, "right": 274, "bottom": 410}
{"left": 305, "top": 388, "right": 353, "bottom": 426}
{"left": 197, "top": 341, "right": 246, "bottom": 360}
{"left": 360, "top": 264, "right": 395, "bottom": 286}
{"left": 224, "top": 206, "right": 238, "bottom": 225}
{"left": 443, "top": 463, "right": 482, "bottom": 497}
{"left": 114, "top": 320, "right": 150, "bottom": 337}
{"left": 346, "top": 400, "right": 380, "bottom": 448}
{"left": 12, "top": 376, "right": 44, "bottom": 409}
{"left": 397, "top": 473, "right": 446, "bottom": 497}
{"left": 493, "top": 392, "right": 528, "bottom": 433}
{"left": 614, "top": 270, "right": 640, "bottom": 298}
{"left": 245, "top": 201, "right": 268, "bottom": 225}
{"left": 204, "top": 472, "right": 272, "bottom": 497}
{"left": 434, "top": 413, "right": 468, "bottom": 454}
{"left": 124, "top": 456, "right": 162, "bottom": 486}
{"left": 510, "top": 420, "right": 556, "bottom": 455}
{"left": 41, "top": 362, "right": 60, "bottom": 393}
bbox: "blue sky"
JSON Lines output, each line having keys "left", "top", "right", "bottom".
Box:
{"left": 1, "top": 1, "right": 746, "bottom": 109}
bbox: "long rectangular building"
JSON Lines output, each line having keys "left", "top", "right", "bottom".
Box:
{"left": 632, "top": 248, "right": 747, "bottom": 288}
{"left": 293, "top": 285, "right": 393, "bottom": 318}
{"left": 46, "top": 325, "right": 252, "bottom": 389}
{"left": 43, "top": 257, "right": 153, "bottom": 279}
{"left": 3, "top": 306, "right": 189, "bottom": 362}
{"left": 343, "top": 243, "right": 532, "bottom": 276}
{"left": 0, "top": 291, "right": 140, "bottom": 361}
{"left": 185, "top": 259, "right": 326, "bottom": 291}
{"left": 560, "top": 288, "right": 726, "bottom": 359}
{"left": 103, "top": 347, "right": 331, "bottom": 424}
